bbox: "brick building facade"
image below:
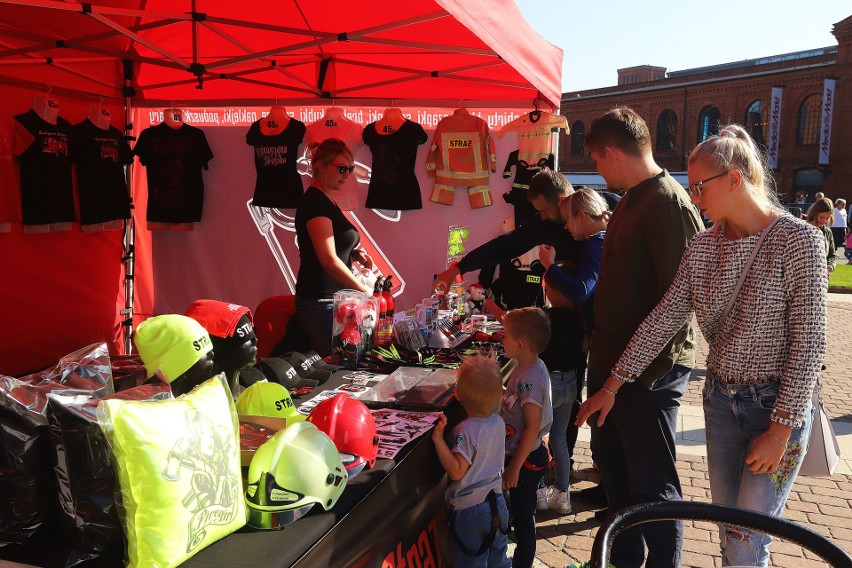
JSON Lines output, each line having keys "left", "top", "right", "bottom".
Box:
{"left": 559, "top": 15, "right": 852, "bottom": 204}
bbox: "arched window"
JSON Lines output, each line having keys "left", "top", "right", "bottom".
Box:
{"left": 697, "top": 105, "right": 721, "bottom": 143}
{"left": 744, "top": 100, "right": 767, "bottom": 147}
{"left": 797, "top": 94, "right": 821, "bottom": 145}
{"left": 570, "top": 121, "right": 585, "bottom": 155}
{"left": 655, "top": 109, "right": 677, "bottom": 152}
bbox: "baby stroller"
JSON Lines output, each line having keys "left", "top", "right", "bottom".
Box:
{"left": 587, "top": 501, "right": 852, "bottom": 568}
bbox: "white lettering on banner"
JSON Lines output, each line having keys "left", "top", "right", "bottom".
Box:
{"left": 416, "top": 111, "right": 450, "bottom": 128}
{"left": 818, "top": 78, "right": 835, "bottom": 165}
{"left": 299, "top": 108, "right": 325, "bottom": 123}
{"left": 767, "top": 87, "right": 783, "bottom": 170}
{"left": 145, "top": 107, "right": 522, "bottom": 130}
{"left": 222, "top": 108, "right": 258, "bottom": 124}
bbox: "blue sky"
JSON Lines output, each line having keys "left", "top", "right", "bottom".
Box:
{"left": 515, "top": 1, "right": 850, "bottom": 92}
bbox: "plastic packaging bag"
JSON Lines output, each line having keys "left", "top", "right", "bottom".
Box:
{"left": 333, "top": 289, "right": 369, "bottom": 369}
{"left": 0, "top": 343, "right": 114, "bottom": 563}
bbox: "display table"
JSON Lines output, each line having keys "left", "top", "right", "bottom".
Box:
{"left": 182, "top": 370, "right": 464, "bottom": 568}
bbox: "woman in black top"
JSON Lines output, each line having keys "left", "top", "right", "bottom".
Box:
{"left": 293, "top": 138, "right": 372, "bottom": 355}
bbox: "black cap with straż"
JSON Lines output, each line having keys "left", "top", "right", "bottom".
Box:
{"left": 282, "top": 352, "right": 332, "bottom": 384}
{"left": 256, "top": 357, "right": 319, "bottom": 390}
{"left": 302, "top": 351, "right": 340, "bottom": 373}
{"left": 238, "top": 366, "right": 267, "bottom": 388}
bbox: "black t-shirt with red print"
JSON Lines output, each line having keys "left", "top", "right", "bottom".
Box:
{"left": 71, "top": 119, "right": 133, "bottom": 224}
{"left": 13, "top": 109, "right": 74, "bottom": 225}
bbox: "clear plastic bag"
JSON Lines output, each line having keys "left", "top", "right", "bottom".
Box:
{"left": 333, "top": 289, "right": 369, "bottom": 369}
{"left": 0, "top": 342, "right": 114, "bottom": 562}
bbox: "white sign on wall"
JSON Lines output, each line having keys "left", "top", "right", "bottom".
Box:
{"left": 818, "top": 78, "right": 835, "bottom": 165}
{"left": 766, "top": 87, "right": 783, "bottom": 170}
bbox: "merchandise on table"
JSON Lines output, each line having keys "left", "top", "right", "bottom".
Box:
{"left": 244, "top": 422, "right": 347, "bottom": 529}
{"left": 307, "top": 393, "right": 378, "bottom": 475}
{"left": 0, "top": 343, "right": 113, "bottom": 560}
{"left": 96, "top": 375, "right": 246, "bottom": 568}
{"left": 332, "top": 289, "right": 371, "bottom": 368}
{"left": 47, "top": 382, "right": 172, "bottom": 566}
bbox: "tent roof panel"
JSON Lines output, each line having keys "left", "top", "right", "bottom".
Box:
{"left": 0, "top": 0, "right": 563, "bottom": 107}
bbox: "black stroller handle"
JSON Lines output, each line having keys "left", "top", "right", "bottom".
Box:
{"left": 590, "top": 501, "right": 852, "bottom": 568}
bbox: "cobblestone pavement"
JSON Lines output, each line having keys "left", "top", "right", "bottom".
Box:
{"left": 525, "top": 292, "right": 852, "bottom": 568}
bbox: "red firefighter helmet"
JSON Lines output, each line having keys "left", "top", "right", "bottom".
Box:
{"left": 307, "top": 393, "right": 378, "bottom": 472}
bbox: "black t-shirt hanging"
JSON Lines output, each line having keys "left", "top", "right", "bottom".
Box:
{"left": 70, "top": 119, "right": 133, "bottom": 224}
{"left": 13, "top": 109, "right": 74, "bottom": 225}
{"left": 245, "top": 118, "right": 306, "bottom": 208}
{"left": 133, "top": 122, "right": 214, "bottom": 223}
{"left": 502, "top": 150, "right": 555, "bottom": 225}
{"left": 362, "top": 120, "right": 427, "bottom": 210}
{"left": 295, "top": 186, "right": 360, "bottom": 299}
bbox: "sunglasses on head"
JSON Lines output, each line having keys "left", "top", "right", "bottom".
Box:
{"left": 336, "top": 165, "right": 355, "bottom": 175}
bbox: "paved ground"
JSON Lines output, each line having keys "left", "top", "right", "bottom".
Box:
{"left": 519, "top": 291, "right": 852, "bottom": 568}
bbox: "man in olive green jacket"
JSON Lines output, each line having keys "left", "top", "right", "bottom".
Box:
{"left": 575, "top": 107, "right": 704, "bottom": 568}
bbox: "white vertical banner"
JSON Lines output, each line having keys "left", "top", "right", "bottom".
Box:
{"left": 818, "top": 78, "right": 836, "bottom": 165}
{"left": 767, "top": 87, "right": 783, "bottom": 169}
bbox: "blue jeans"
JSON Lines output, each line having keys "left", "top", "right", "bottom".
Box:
{"left": 294, "top": 296, "right": 334, "bottom": 357}
{"left": 703, "top": 374, "right": 814, "bottom": 567}
{"left": 549, "top": 370, "right": 579, "bottom": 491}
{"left": 506, "top": 443, "right": 548, "bottom": 568}
{"left": 448, "top": 493, "right": 511, "bottom": 568}
{"left": 589, "top": 365, "right": 689, "bottom": 568}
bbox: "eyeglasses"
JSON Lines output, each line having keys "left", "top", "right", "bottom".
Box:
{"left": 687, "top": 170, "right": 731, "bottom": 197}
{"left": 336, "top": 164, "right": 355, "bottom": 175}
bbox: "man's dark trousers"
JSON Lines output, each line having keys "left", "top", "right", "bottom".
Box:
{"left": 588, "top": 365, "right": 690, "bottom": 568}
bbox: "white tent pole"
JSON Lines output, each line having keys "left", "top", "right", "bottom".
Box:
{"left": 120, "top": 58, "right": 136, "bottom": 354}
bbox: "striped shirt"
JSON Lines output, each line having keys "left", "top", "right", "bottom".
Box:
{"left": 615, "top": 214, "right": 827, "bottom": 426}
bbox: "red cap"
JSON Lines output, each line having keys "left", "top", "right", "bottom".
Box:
{"left": 185, "top": 299, "right": 253, "bottom": 338}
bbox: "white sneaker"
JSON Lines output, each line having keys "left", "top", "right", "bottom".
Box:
{"left": 536, "top": 486, "right": 549, "bottom": 511}
{"left": 548, "top": 488, "right": 572, "bottom": 515}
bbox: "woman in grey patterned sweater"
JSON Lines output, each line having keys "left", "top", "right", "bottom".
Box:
{"left": 605, "top": 125, "right": 827, "bottom": 566}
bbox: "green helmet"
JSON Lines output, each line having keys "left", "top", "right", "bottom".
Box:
{"left": 244, "top": 422, "right": 347, "bottom": 529}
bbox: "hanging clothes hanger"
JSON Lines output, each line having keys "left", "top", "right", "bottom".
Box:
{"left": 323, "top": 98, "right": 345, "bottom": 122}
{"left": 377, "top": 99, "right": 404, "bottom": 134}
{"left": 33, "top": 85, "right": 59, "bottom": 124}
{"left": 89, "top": 95, "right": 111, "bottom": 130}
{"left": 262, "top": 100, "right": 289, "bottom": 135}
{"left": 164, "top": 100, "right": 183, "bottom": 129}
{"left": 529, "top": 96, "right": 542, "bottom": 122}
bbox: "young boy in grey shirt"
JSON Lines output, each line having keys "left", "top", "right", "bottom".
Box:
{"left": 432, "top": 355, "right": 510, "bottom": 568}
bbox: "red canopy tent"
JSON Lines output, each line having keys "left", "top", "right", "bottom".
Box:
{"left": 0, "top": 0, "right": 563, "bottom": 376}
